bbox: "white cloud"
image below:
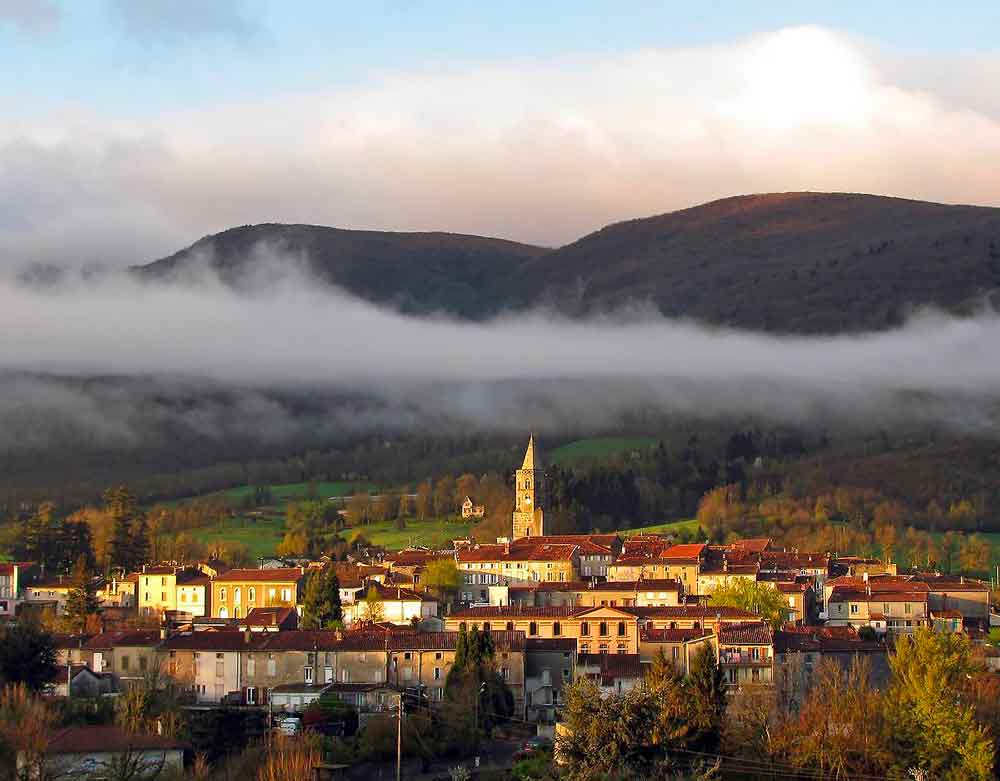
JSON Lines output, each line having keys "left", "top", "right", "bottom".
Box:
{"left": 3, "top": 26, "right": 1000, "bottom": 267}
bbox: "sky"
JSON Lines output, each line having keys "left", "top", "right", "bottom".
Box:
{"left": 3, "top": 1, "right": 1000, "bottom": 266}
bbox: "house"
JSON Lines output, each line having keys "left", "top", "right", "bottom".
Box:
{"left": 717, "top": 622, "right": 774, "bottom": 688}
{"left": 136, "top": 566, "right": 211, "bottom": 618}
{"left": 342, "top": 583, "right": 438, "bottom": 626}
{"left": 446, "top": 605, "right": 641, "bottom": 655}
{"left": 637, "top": 627, "right": 714, "bottom": 673}
{"left": 909, "top": 573, "right": 991, "bottom": 629}
{"left": 576, "top": 653, "right": 645, "bottom": 696}
{"left": 697, "top": 547, "right": 761, "bottom": 595}
{"left": 85, "top": 630, "right": 161, "bottom": 691}
{"left": 461, "top": 497, "right": 486, "bottom": 519}
{"left": 457, "top": 542, "right": 580, "bottom": 598}
{"left": 211, "top": 568, "right": 307, "bottom": 619}
{"left": 241, "top": 606, "right": 299, "bottom": 632}
{"left": 605, "top": 536, "right": 674, "bottom": 582}
{"left": 517, "top": 534, "right": 620, "bottom": 578}
{"left": 161, "top": 630, "right": 262, "bottom": 704}
{"left": 0, "top": 562, "right": 30, "bottom": 618}
{"left": 524, "top": 638, "right": 576, "bottom": 724}
{"left": 98, "top": 574, "right": 136, "bottom": 609}
{"left": 21, "top": 576, "right": 74, "bottom": 614}
{"left": 50, "top": 665, "right": 115, "bottom": 698}
{"left": 492, "top": 578, "right": 682, "bottom": 610}
{"left": 269, "top": 682, "right": 337, "bottom": 714}
{"left": 19, "top": 726, "right": 186, "bottom": 780}
{"left": 773, "top": 625, "right": 889, "bottom": 709}
{"left": 825, "top": 577, "right": 929, "bottom": 634}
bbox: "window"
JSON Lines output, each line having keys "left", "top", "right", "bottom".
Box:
{"left": 580, "top": 643, "right": 589, "bottom": 653}
{"left": 617, "top": 644, "right": 627, "bottom": 654}
{"left": 850, "top": 604, "right": 859, "bottom": 615}
{"left": 553, "top": 621, "right": 561, "bottom": 636}
{"left": 180, "top": 593, "right": 187, "bottom": 603}
{"left": 904, "top": 603, "right": 911, "bottom": 614}
{"left": 246, "top": 687, "right": 257, "bottom": 705}
{"left": 161, "top": 577, "right": 166, "bottom": 586}
{"left": 341, "top": 668, "right": 350, "bottom": 683}
{"left": 501, "top": 667, "right": 509, "bottom": 680}
{"left": 529, "top": 622, "right": 538, "bottom": 636}
{"left": 216, "top": 661, "right": 225, "bottom": 678}
{"left": 403, "top": 668, "right": 413, "bottom": 681}
{"left": 599, "top": 622, "right": 608, "bottom": 637}
{"left": 248, "top": 657, "right": 256, "bottom": 677}
{"left": 121, "top": 655, "right": 130, "bottom": 671}
{"left": 139, "top": 657, "right": 147, "bottom": 671}
{"left": 434, "top": 652, "right": 443, "bottom": 660}
{"left": 161, "top": 592, "right": 167, "bottom": 602}
{"left": 234, "top": 588, "right": 241, "bottom": 603}
{"left": 267, "top": 654, "right": 276, "bottom": 677}
{"left": 281, "top": 588, "right": 291, "bottom": 602}
{"left": 404, "top": 652, "right": 412, "bottom": 661}
{"left": 144, "top": 577, "right": 150, "bottom": 586}
{"left": 219, "top": 588, "right": 226, "bottom": 602}
{"left": 304, "top": 666, "right": 314, "bottom": 683}
{"left": 219, "top": 607, "right": 228, "bottom": 618}
{"left": 194, "top": 653, "right": 201, "bottom": 676}
{"left": 434, "top": 667, "right": 441, "bottom": 680}
{"left": 598, "top": 643, "right": 608, "bottom": 653}
{"left": 483, "top": 623, "right": 491, "bottom": 633}
{"left": 617, "top": 621, "right": 626, "bottom": 637}
{"left": 324, "top": 666, "right": 332, "bottom": 683}
{"left": 248, "top": 588, "right": 255, "bottom": 602}
{"left": 144, "top": 592, "right": 150, "bottom": 602}
{"left": 269, "top": 588, "right": 276, "bottom": 600}
{"left": 580, "top": 622, "right": 590, "bottom": 636}
{"left": 505, "top": 622, "right": 513, "bottom": 632}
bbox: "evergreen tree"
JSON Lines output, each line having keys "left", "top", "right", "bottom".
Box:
{"left": 105, "top": 486, "right": 140, "bottom": 572}
{"left": 130, "top": 516, "right": 150, "bottom": 569}
{"left": 301, "top": 568, "right": 343, "bottom": 629}
{"left": 686, "top": 644, "right": 727, "bottom": 752}
{"left": 63, "top": 555, "right": 100, "bottom": 633}
{"left": 0, "top": 620, "right": 58, "bottom": 691}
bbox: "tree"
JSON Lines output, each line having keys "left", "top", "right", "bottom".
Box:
{"left": 421, "top": 559, "right": 462, "bottom": 605}
{"left": 959, "top": 534, "right": 991, "bottom": 574}
{"left": 63, "top": 555, "right": 100, "bottom": 634}
{"left": 0, "top": 622, "right": 57, "bottom": 691}
{"left": 415, "top": 480, "right": 432, "bottom": 521}
{"left": 444, "top": 627, "right": 513, "bottom": 738}
{"left": 276, "top": 532, "right": 309, "bottom": 558}
{"left": 433, "top": 476, "right": 457, "bottom": 518}
{"left": 301, "top": 568, "right": 342, "bottom": 629}
{"left": 707, "top": 579, "right": 789, "bottom": 629}
{"left": 884, "top": 628, "right": 994, "bottom": 779}
{"left": 686, "top": 644, "right": 727, "bottom": 753}
{"left": 362, "top": 585, "right": 384, "bottom": 623}
{"left": 106, "top": 486, "right": 142, "bottom": 572}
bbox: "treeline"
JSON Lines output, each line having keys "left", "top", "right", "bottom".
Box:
{"left": 698, "top": 484, "right": 994, "bottom": 574}
{"left": 559, "top": 629, "right": 997, "bottom": 780}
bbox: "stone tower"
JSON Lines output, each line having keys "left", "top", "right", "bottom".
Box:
{"left": 512, "top": 435, "right": 545, "bottom": 538}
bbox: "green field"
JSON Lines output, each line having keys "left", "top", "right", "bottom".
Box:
{"left": 165, "top": 481, "right": 373, "bottom": 509}
{"left": 187, "top": 510, "right": 475, "bottom": 557}
{"left": 624, "top": 518, "right": 701, "bottom": 537}
{"left": 549, "top": 437, "right": 657, "bottom": 466}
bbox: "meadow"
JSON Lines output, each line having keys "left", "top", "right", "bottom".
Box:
{"left": 548, "top": 437, "right": 656, "bottom": 466}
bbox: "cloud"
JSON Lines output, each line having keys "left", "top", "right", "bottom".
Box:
{"left": 106, "top": 0, "right": 255, "bottom": 43}
{"left": 4, "top": 26, "right": 1000, "bottom": 268}
{"left": 0, "top": 258, "right": 997, "bottom": 455}
{"left": 0, "top": 0, "right": 58, "bottom": 35}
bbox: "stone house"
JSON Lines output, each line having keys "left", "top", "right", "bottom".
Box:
{"left": 524, "top": 638, "right": 576, "bottom": 723}
{"left": 85, "top": 630, "right": 162, "bottom": 691}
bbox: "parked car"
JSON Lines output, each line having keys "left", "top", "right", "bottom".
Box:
{"left": 277, "top": 716, "right": 302, "bottom": 736}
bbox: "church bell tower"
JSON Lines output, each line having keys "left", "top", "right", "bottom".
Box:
{"left": 512, "top": 435, "right": 545, "bottom": 538}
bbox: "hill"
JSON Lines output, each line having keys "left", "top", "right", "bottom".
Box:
{"left": 513, "top": 192, "right": 1000, "bottom": 333}
{"left": 135, "top": 223, "right": 547, "bottom": 319}
{"left": 136, "top": 193, "right": 1000, "bottom": 333}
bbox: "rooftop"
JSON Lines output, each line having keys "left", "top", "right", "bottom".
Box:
{"left": 45, "top": 726, "right": 187, "bottom": 755}
{"left": 718, "top": 622, "right": 773, "bottom": 646}
{"left": 214, "top": 568, "right": 306, "bottom": 583}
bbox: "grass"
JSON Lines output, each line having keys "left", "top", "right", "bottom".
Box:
{"left": 163, "top": 481, "right": 373, "bottom": 509}
{"left": 185, "top": 506, "right": 476, "bottom": 558}
{"left": 548, "top": 437, "right": 657, "bottom": 466}
{"left": 624, "top": 518, "right": 700, "bottom": 537}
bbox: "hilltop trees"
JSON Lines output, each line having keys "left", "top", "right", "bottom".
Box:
{"left": 4, "top": 502, "right": 96, "bottom": 575}
{"left": 106, "top": 486, "right": 149, "bottom": 573}
{"left": 0, "top": 622, "right": 57, "bottom": 691}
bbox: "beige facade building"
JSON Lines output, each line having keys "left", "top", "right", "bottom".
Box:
{"left": 137, "top": 566, "right": 211, "bottom": 617}
{"left": 211, "top": 568, "right": 306, "bottom": 619}
{"left": 446, "top": 605, "right": 640, "bottom": 655}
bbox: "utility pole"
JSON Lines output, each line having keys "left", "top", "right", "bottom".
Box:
{"left": 396, "top": 693, "right": 403, "bottom": 781}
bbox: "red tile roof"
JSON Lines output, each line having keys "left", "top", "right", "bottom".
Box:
{"left": 640, "top": 627, "right": 712, "bottom": 643}
{"left": 622, "top": 605, "right": 759, "bottom": 621}
{"left": 84, "top": 630, "right": 161, "bottom": 649}
{"left": 45, "top": 726, "right": 187, "bottom": 755}
{"left": 214, "top": 568, "right": 306, "bottom": 583}
{"left": 451, "top": 606, "right": 585, "bottom": 619}
{"left": 718, "top": 622, "right": 773, "bottom": 645}
{"left": 828, "top": 586, "right": 928, "bottom": 603}
{"left": 660, "top": 543, "right": 706, "bottom": 562}
{"left": 577, "top": 653, "right": 645, "bottom": 683}
{"left": 457, "top": 543, "right": 578, "bottom": 563}
{"left": 774, "top": 626, "right": 884, "bottom": 653}
{"left": 729, "top": 539, "right": 772, "bottom": 553}
{"left": 525, "top": 638, "right": 578, "bottom": 652}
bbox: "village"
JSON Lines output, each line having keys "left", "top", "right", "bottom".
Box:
{"left": 1, "top": 437, "right": 996, "bottom": 778}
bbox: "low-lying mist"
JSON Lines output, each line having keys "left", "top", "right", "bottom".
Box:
{"left": 2, "top": 257, "right": 999, "bottom": 453}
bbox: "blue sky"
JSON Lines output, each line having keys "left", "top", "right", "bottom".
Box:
{"left": 2, "top": 1, "right": 1000, "bottom": 265}
{"left": 4, "top": 1, "right": 998, "bottom": 112}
